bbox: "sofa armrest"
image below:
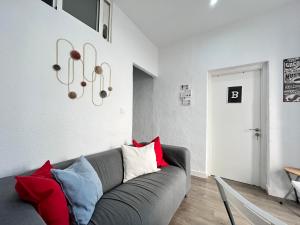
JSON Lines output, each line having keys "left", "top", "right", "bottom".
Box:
{"left": 0, "top": 176, "right": 46, "bottom": 225}
{"left": 0, "top": 202, "right": 46, "bottom": 225}
{"left": 161, "top": 145, "right": 191, "bottom": 194}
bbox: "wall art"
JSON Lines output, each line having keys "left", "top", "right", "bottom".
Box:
{"left": 283, "top": 57, "right": 300, "bottom": 102}
{"left": 180, "top": 85, "right": 192, "bottom": 106}
{"left": 228, "top": 86, "right": 242, "bottom": 103}
{"left": 53, "top": 39, "right": 112, "bottom": 106}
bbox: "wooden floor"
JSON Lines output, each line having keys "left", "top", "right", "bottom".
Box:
{"left": 170, "top": 176, "right": 300, "bottom": 225}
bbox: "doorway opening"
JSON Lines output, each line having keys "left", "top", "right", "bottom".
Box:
{"left": 132, "top": 65, "right": 155, "bottom": 141}
{"left": 207, "top": 62, "right": 269, "bottom": 190}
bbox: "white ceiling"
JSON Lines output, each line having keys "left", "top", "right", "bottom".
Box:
{"left": 115, "top": 0, "right": 296, "bottom": 47}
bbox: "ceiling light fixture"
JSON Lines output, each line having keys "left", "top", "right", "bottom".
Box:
{"left": 210, "top": 0, "right": 218, "bottom": 7}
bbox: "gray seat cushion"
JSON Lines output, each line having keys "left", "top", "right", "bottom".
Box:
{"left": 88, "top": 166, "right": 186, "bottom": 225}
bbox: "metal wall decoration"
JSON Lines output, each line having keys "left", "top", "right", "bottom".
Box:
{"left": 228, "top": 86, "right": 242, "bottom": 103}
{"left": 180, "top": 85, "right": 192, "bottom": 106}
{"left": 53, "top": 38, "right": 112, "bottom": 106}
{"left": 283, "top": 57, "right": 300, "bottom": 102}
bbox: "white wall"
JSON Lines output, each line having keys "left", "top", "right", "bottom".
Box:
{"left": 154, "top": 1, "right": 300, "bottom": 197}
{"left": 0, "top": 0, "right": 158, "bottom": 178}
{"left": 132, "top": 67, "right": 154, "bottom": 141}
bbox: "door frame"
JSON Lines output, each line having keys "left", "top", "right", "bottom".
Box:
{"left": 206, "top": 62, "right": 269, "bottom": 190}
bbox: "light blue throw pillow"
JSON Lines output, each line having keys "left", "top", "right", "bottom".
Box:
{"left": 51, "top": 156, "right": 103, "bottom": 225}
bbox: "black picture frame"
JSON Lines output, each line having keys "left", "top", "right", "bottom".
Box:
{"left": 283, "top": 57, "right": 300, "bottom": 102}
{"left": 228, "top": 86, "right": 242, "bottom": 103}
{"left": 41, "top": 0, "right": 53, "bottom": 7}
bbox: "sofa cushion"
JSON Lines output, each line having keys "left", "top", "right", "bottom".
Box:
{"left": 133, "top": 136, "right": 169, "bottom": 168}
{"left": 15, "top": 161, "right": 69, "bottom": 225}
{"left": 88, "top": 166, "right": 186, "bottom": 225}
{"left": 121, "top": 143, "right": 160, "bottom": 182}
{"left": 292, "top": 181, "right": 300, "bottom": 195}
{"left": 51, "top": 156, "right": 103, "bottom": 225}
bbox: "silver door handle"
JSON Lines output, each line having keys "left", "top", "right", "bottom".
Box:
{"left": 249, "top": 128, "right": 260, "bottom": 132}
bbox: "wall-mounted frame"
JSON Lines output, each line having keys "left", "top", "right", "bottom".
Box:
{"left": 41, "top": 0, "right": 54, "bottom": 7}
{"left": 179, "top": 84, "right": 192, "bottom": 106}
{"left": 227, "top": 86, "right": 242, "bottom": 103}
{"left": 283, "top": 57, "right": 300, "bottom": 102}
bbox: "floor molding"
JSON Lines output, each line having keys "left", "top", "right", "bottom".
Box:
{"left": 191, "top": 170, "right": 208, "bottom": 178}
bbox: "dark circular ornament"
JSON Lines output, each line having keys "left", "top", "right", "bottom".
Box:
{"left": 68, "top": 91, "right": 77, "bottom": 99}
{"left": 108, "top": 86, "right": 113, "bottom": 92}
{"left": 80, "top": 81, "right": 87, "bottom": 87}
{"left": 94, "top": 65, "right": 103, "bottom": 75}
{"left": 99, "top": 90, "right": 107, "bottom": 98}
{"left": 70, "top": 50, "right": 81, "bottom": 60}
{"left": 52, "top": 64, "right": 61, "bottom": 71}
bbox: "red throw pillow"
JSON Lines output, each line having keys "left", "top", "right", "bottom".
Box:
{"left": 15, "top": 161, "right": 69, "bottom": 225}
{"left": 132, "top": 136, "right": 169, "bottom": 168}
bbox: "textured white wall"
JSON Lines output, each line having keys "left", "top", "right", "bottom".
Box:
{"left": 0, "top": 0, "right": 158, "bottom": 178}
{"left": 132, "top": 67, "right": 154, "bottom": 141}
{"left": 154, "top": 1, "right": 300, "bottom": 197}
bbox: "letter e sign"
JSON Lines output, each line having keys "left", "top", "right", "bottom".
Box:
{"left": 228, "top": 86, "right": 242, "bottom": 103}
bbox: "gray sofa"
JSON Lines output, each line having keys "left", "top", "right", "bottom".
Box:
{"left": 0, "top": 145, "right": 190, "bottom": 225}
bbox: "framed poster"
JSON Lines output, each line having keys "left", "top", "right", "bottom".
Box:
{"left": 228, "top": 86, "right": 242, "bottom": 103}
{"left": 41, "top": 0, "right": 53, "bottom": 7}
{"left": 179, "top": 85, "right": 192, "bottom": 106}
{"left": 283, "top": 57, "right": 300, "bottom": 102}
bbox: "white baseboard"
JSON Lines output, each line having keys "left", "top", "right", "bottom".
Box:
{"left": 265, "top": 184, "right": 271, "bottom": 195}
{"left": 261, "top": 184, "right": 296, "bottom": 201}
{"left": 191, "top": 170, "right": 208, "bottom": 178}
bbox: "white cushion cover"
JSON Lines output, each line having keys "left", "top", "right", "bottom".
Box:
{"left": 121, "top": 143, "right": 160, "bottom": 182}
{"left": 292, "top": 181, "right": 300, "bottom": 194}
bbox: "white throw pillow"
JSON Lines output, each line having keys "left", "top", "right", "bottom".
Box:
{"left": 292, "top": 181, "right": 300, "bottom": 195}
{"left": 121, "top": 143, "right": 160, "bottom": 182}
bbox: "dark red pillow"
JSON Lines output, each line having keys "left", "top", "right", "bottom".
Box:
{"left": 15, "top": 161, "right": 69, "bottom": 225}
{"left": 133, "top": 136, "right": 169, "bottom": 168}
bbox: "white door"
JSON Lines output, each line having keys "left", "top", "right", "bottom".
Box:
{"left": 210, "top": 70, "right": 261, "bottom": 186}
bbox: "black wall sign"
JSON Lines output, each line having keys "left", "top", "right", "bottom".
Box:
{"left": 283, "top": 57, "right": 300, "bottom": 102}
{"left": 41, "top": 0, "right": 53, "bottom": 7}
{"left": 228, "top": 86, "right": 242, "bottom": 103}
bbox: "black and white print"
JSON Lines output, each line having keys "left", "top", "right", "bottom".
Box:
{"left": 283, "top": 57, "right": 300, "bottom": 102}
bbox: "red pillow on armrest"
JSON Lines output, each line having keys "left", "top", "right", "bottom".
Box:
{"left": 132, "top": 136, "right": 169, "bottom": 168}
{"left": 15, "top": 161, "right": 69, "bottom": 225}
